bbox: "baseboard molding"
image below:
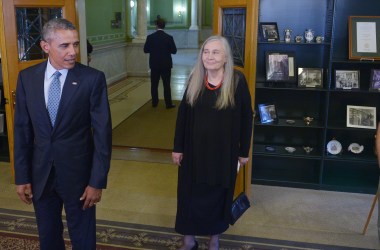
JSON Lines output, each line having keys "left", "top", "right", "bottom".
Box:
{"left": 106, "top": 73, "right": 128, "bottom": 85}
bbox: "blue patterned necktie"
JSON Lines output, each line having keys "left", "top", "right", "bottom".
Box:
{"left": 47, "top": 71, "right": 62, "bottom": 126}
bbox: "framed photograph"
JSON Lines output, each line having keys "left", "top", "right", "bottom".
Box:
{"left": 258, "top": 103, "right": 278, "bottom": 124}
{"left": 349, "top": 16, "right": 380, "bottom": 60}
{"left": 298, "top": 68, "right": 323, "bottom": 88}
{"left": 266, "top": 52, "right": 296, "bottom": 82}
{"left": 370, "top": 69, "right": 380, "bottom": 90}
{"left": 346, "top": 105, "right": 376, "bottom": 129}
{"left": 334, "top": 70, "right": 360, "bottom": 89}
{"left": 260, "top": 22, "right": 279, "bottom": 42}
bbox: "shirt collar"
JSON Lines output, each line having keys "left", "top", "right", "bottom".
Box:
{"left": 46, "top": 59, "right": 68, "bottom": 79}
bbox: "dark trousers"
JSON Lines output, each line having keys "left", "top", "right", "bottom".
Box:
{"left": 33, "top": 168, "right": 96, "bottom": 250}
{"left": 150, "top": 68, "right": 173, "bottom": 107}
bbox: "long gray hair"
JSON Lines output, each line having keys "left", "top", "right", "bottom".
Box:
{"left": 186, "top": 35, "right": 236, "bottom": 109}
{"left": 41, "top": 18, "right": 76, "bottom": 42}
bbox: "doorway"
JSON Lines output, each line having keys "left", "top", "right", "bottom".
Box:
{"left": 110, "top": 48, "right": 198, "bottom": 157}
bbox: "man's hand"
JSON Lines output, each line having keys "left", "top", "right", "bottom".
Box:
{"left": 80, "top": 186, "right": 102, "bottom": 210}
{"left": 16, "top": 184, "right": 33, "bottom": 204}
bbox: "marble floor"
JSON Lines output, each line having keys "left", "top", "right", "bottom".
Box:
{"left": 1, "top": 49, "right": 380, "bottom": 249}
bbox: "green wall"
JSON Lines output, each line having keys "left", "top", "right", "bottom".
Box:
{"left": 86, "top": 0, "right": 126, "bottom": 45}
{"left": 150, "top": 0, "right": 174, "bottom": 24}
{"left": 202, "top": 0, "right": 213, "bottom": 27}
{"left": 147, "top": 0, "right": 189, "bottom": 29}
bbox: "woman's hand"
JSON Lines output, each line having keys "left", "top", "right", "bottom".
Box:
{"left": 238, "top": 157, "right": 249, "bottom": 166}
{"left": 172, "top": 152, "right": 183, "bottom": 166}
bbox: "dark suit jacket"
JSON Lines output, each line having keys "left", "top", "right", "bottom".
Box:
{"left": 144, "top": 30, "right": 177, "bottom": 70}
{"left": 14, "top": 61, "right": 112, "bottom": 201}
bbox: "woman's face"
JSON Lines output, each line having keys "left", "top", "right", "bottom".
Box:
{"left": 202, "top": 40, "right": 226, "bottom": 72}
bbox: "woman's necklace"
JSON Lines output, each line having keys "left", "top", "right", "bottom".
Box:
{"left": 204, "top": 74, "right": 223, "bottom": 90}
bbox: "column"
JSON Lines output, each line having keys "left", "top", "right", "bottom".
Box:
{"left": 133, "top": 0, "right": 147, "bottom": 42}
{"left": 128, "top": 0, "right": 149, "bottom": 76}
{"left": 77, "top": 0, "right": 88, "bottom": 64}
{"left": 125, "top": 0, "right": 133, "bottom": 40}
{"left": 189, "top": 0, "right": 199, "bottom": 30}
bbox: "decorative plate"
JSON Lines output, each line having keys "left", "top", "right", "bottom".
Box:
{"left": 326, "top": 139, "right": 342, "bottom": 155}
{"left": 285, "top": 146, "right": 296, "bottom": 153}
{"left": 348, "top": 143, "right": 364, "bottom": 154}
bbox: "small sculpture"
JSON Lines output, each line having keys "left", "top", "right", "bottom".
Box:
{"left": 315, "top": 35, "right": 324, "bottom": 43}
{"left": 303, "top": 146, "right": 313, "bottom": 154}
{"left": 304, "top": 29, "right": 315, "bottom": 43}
{"left": 295, "top": 35, "right": 303, "bottom": 43}
{"left": 284, "top": 29, "right": 292, "bottom": 43}
{"left": 303, "top": 116, "right": 314, "bottom": 125}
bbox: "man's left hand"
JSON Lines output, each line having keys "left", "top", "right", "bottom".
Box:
{"left": 80, "top": 186, "right": 102, "bottom": 210}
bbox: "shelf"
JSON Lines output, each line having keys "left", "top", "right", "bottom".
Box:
{"left": 253, "top": 0, "right": 380, "bottom": 194}
{"left": 324, "top": 152, "right": 377, "bottom": 163}
{"left": 326, "top": 121, "right": 377, "bottom": 131}
{"left": 258, "top": 41, "right": 331, "bottom": 46}
{"left": 321, "top": 161, "right": 378, "bottom": 194}
{"left": 252, "top": 156, "right": 321, "bottom": 184}
{"left": 331, "top": 59, "right": 380, "bottom": 65}
{"left": 255, "top": 118, "right": 324, "bottom": 128}
{"left": 256, "top": 82, "right": 327, "bottom": 91}
{"left": 329, "top": 89, "right": 380, "bottom": 94}
{"left": 253, "top": 179, "right": 321, "bottom": 190}
{"left": 253, "top": 144, "right": 321, "bottom": 159}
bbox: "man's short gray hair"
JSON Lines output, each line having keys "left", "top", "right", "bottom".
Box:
{"left": 41, "top": 18, "right": 76, "bottom": 42}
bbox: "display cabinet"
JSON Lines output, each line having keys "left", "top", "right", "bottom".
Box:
{"left": 0, "top": 83, "right": 9, "bottom": 162}
{"left": 252, "top": 0, "right": 380, "bottom": 194}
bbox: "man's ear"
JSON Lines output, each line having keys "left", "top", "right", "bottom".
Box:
{"left": 40, "top": 40, "right": 50, "bottom": 53}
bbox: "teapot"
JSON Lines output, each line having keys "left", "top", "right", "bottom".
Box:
{"left": 304, "top": 29, "right": 314, "bottom": 43}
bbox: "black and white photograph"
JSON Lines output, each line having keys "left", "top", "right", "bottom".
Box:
{"left": 370, "top": 69, "right": 380, "bottom": 90}
{"left": 260, "top": 22, "right": 279, "bottom": 41}
{"left": 346, "top": 105, "right": 376, "bottom": 129}
{"left": 266, "top": 52, "right": 295, "bottom": 82}
{"left": 298, "top": 68, "right": 323, "bottom": 88}
{"left": 258, "top": 103, "right": 278, "bottom": 124}
{"left": 335, "top": 70, "right": 360, "bottom": 89}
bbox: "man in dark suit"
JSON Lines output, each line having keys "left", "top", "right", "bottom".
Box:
{"left": 14, "top": 18, "right": 112, "bottom": 250}
{"left": 144, "top": 18, "right": 177, "bottom": 109}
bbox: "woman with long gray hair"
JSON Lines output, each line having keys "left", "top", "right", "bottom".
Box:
{"left": 172, "top": 35, "right": 253, "bottom": 250}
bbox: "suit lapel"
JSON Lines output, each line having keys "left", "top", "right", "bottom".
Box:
{"left": 32, "top": 62, "right": 52, "bottom": 130}
{"left": 53, "top": 65, "right": 80, "bottom": 129}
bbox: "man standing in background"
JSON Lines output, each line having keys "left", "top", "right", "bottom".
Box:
{"left": 144, "top": 18, "right": 177, "bottom": 109}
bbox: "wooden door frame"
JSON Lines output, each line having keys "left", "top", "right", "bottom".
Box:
{"left": 213, "top": 0, "right": 259, "bottom": 196}
{"left": 0, "top": 0, "right": 77, "bottom": 181}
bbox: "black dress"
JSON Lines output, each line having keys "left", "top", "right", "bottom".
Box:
{"left": 173, "top": 71, "right": 253, "bottom": 235}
